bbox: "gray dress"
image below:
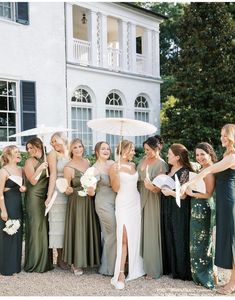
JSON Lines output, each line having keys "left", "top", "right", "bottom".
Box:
{"left": 137, "top": 158, "right": 168, "bottom": 279}
{"left": 95, "top": 172, "right": 117, "bottom": 275}
{"left": 48, "top": 155, "right": 69, "bottom": 248}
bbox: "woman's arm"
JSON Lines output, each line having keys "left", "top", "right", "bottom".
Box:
{"left": 24, "top": 158, "right": 48, "bottom": 185}
{"left": 45, "top": 151, "right": 57, "bottom": 205}
{"left": 64, "top": 166, "right": 74, "bottom": 195}
{"left": 109, "top": 163, "right": 120, "bottom": 193}
{"left": 0, "top": 169, "right": 8, "bottom": 221}
{"left": 186, "top": 173, "right": 215, "bottom": 199}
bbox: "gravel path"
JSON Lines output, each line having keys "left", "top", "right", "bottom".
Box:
{"left": 0, "top": 266, "right": 230, "bottom": 296}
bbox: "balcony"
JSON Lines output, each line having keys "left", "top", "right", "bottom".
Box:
{"left": 73, "top": 38, "right": 91, "bottom": 65}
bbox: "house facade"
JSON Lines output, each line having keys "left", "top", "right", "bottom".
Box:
{"left": 0, "top": 2, "right": 165, "bottom": 153}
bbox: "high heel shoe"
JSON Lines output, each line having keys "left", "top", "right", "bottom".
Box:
{"left": 217, "top": 283, "right": 235, "bottom": 295}
{"left": 111, "top": 271, "right": 125, "bottom": 290}
{"left": 213, "top": 273, "right": 219, "bottom": 285}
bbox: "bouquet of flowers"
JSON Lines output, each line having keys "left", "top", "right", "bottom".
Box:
{"left": 3, "top": 219, "right": 21, "bottom": 235}
{"left": 78, "top": 167, "right": 98, "bottom": 197}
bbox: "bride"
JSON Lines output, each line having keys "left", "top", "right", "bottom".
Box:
{"left": 109, "top": 140, "right": 145, "bottom": 289}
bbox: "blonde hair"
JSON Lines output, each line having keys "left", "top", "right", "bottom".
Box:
{"left": 0, "top": 145, "right": 18, "bottom": 167}
{"left": 116, "top": 140, "right": 134, "bottom": 158}
{"left": 50, "top": 132, "right": 69, "bottom": 148}
{"left": 222, "top": 124, "right": 235, "bottom": 156}
{"left": 69, "top": 138, "right": 84, "bottom": 158}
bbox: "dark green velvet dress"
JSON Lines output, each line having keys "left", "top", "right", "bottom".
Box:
{"left": 24, "top": 158, "right": 53, "bottom": 272}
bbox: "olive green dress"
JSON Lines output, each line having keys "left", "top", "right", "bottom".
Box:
{"left": 137, "top": 158, "right": 168, "bottom": 279}
{"left": 24, "top": 158, "right": 53, "bottom": 272}
{"left": 63, "top": 168, "right": 101, "bottom": 268}
{"left": 190, "top": 196, "right": 215, "bottom": 289}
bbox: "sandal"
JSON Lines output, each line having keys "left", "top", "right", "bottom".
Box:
{"left": 71, "top": 265, "right": 83, "bottom": 276}
{"left": 217, "top": 283, "right": 235, "bottom": 295}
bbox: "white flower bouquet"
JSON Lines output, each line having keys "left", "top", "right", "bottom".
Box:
{"left": 3, "top": 219, "right": 21, "bottom": 235}
{"left": 78, "top": 167, "right": 98, "bottom": 197}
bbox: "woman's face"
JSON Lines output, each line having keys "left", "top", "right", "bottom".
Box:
{"left": 124, "top": 144, "right": 135, "bottom": 161}
{"left": 10, "top": 147, "right": 21, "bottom": 163}
{"left": 195, "top": 148, "right": 211, "bottom": 167}
{"left": 220, "top": 128, "right": 229, "bottom": 148}
{"left": 97, "top": 143, "right": 110, "bottom": 160}
{"left": 167, "top": 148, "right": 178, "bottom": 165}
{"left": 26, "top": 143, "right": 38, "bottom": 157}
{"left": 71, "top": 142, "right": 84, "bottom": 158}
{"left": 51, "top": 136, "right": 64, "bottom": 152}
{"left": 144, "top": 143, "right": 156, "bottom": 159}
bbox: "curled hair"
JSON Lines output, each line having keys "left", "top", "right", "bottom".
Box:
{"left": 170, "top": 143, "right": 193, "bottom": 171}
{"left": 94, "top": 141, "right": 111, "bottom": 160}
{"left": 195, "top": 142, "right": 217, "bottom": 163}
{"left": 0, "top": 145, "right": 18, "bottom": 167}
{"left": 26, "top": 137, "right": 44, "bottom": 153}
{"left": 50, "top": 132, "right": 69, "bottom": 149}
{"left": 69, "top": 138, "right": 84, "bottom": 158}
{"left": 116, "top": 140, "right": 133, "bottom": 157}
{"left": 222, "top": 124, "right": 235, "bottom": 156}
{"left": 143, "top": 135, "right": 163, "bottom": 151}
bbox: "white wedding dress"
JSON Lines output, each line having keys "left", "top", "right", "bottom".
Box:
{"left": 111, "top": 170, "right": 145, "bottom": 288}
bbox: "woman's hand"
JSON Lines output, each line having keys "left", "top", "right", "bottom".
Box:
{"left": 185, "top": 186, "right": 194, "bottom": 197}
{"left": 19, "top": 185, "right": 26, "bottom": 193}
{"left": 1, "top": 210, "right": 8, "bottom": 221}
{"left": 65, "top": 186, "right": 73, "bottom": 195}
{"left": 144, "top": 178, "right": 154, "bottom": 192}
{"left": 180, "top": 182, "right": 190, "bottom": 196}
{"left": 45, "top": 197, "right": 51, "bottom": 207}
{"left": 87, "top": 186, "right": 95, "bottom": 197}
{"left": 39, "top": 162, "right": 48, "bottom": 171}
{"left": 161, "top": 187, "right": 173, "bottom": 197}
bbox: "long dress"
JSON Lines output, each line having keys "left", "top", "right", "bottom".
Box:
{"left": 137, "top": 158, "right": 168, "bottom": 279}
{"left": 95, "top": 172, "right": 117, "bottom": 275}
{"left": 190, "top": 195, "right": 215, "bottom": 289}
{"left": 24, "top": 158, "right": 53, "bottom": 272}
{"left": 161, "top": 167, "right": 192, "bottom": 280}
{"left": 48, "top": 155, "right": 69, "bottom": 248}
{"left": 0, "top": 177, "right": 23, "bottom": 276}
{"left": 215, "top": 168, "right": 235, "bottom": 269}
{"left": 63, "top": 168, "right": 101, "bottom": 268}
{"left": 111, "top": 171, "right": 145, "bottom": 286}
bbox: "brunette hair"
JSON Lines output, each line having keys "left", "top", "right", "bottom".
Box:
{"left": 170, "top": 143, "right": 193, "bottom": 171}
{"left": 0, "top": 145, "right": 18, "bottom": 167}
{"left": 195, "top": 142, "right": 217, "bottom": 163}
{"left": 69, "top": 138, "right": 84, "bottom": 158}
{"left": 222, "top": 124, "right": 235, "bottom": 156}
{"left": 26, "top": 137, "right": 44, "bottom": 153}
{"left": 116, "top": 140, "right": 134, "bottom": 157}
{"left": 94, "top": 141, "right": 111, "bottom": 159}
{"left": 143, "top": 135, "right": 163, "bottom": 151}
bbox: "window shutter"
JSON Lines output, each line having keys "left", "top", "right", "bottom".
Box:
{"left": 16, "top": 2, "right": 29, "bottom": 25}
{"left": 20, "top": 81, "right": 36, "bottom": 144}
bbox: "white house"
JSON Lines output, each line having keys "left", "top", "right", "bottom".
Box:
{"left": 0, "top": 2, "right": 166, "bottom": 153}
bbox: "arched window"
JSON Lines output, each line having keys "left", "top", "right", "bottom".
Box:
{"left": 134, "top": 95, "right": 150, "bottom": 148}
{"left": 105, "top": 92, "right": 123, "bottom": 152}
{"left": 71, "top": 88, "right": 93, "bottom": 154}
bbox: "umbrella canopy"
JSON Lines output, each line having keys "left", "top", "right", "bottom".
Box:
{"left": 87, "top": 118, "right": 157, "bottom": 137}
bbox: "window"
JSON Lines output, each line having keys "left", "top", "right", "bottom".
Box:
{"left": 134, "top": 95, "right": 149, "bottom": 148}
{"left": 105, "top": 92, "right": 123, "bottom": 152}
{"left": 0, "top": 80, "right": 17, "bottom": 142}
{"left": 136, "top": 36, "right": 142, "bottom": 54}
{"left": 71, "top": 88, "right": 93, "bottom": 154}
{"left": 0, "top": 2, "right": 29, "bottom": 24}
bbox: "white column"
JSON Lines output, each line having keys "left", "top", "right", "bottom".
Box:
{"left": 89, "top": 10, "right": 98, "bottom": 66}
{"left": 100, "top": 13, "right": 108, "bottom": 68}
{"left": 143, "top": 28, "right": 153, "bottom": 75}
{"left": 129, "top": 23, "right": 136, "bottom": 73}
{"left": 119, "top": 19, "right": 128, "bottom": 72}
{"left": 152, "top": 26, "right": 160, "bottom": 78}
{"left": 65, "top": 3, "right": 74, "bottom": 63}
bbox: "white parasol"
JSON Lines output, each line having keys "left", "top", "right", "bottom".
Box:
{"left": 9, "top": 124, "right": 72, "bottom": 176}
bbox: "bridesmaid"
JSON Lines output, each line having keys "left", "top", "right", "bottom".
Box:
{"left": 62, "top": 138, "right": 101, "bottom": 275}
{"left": 93, "top": 141, "right": 116, "bottom": 276}
{"left": 186, "top": 142, "right": 217, "bottom": 289}
{"left": 45, "top": 132, "right": 70, "bottom": 269}
{"left": 24, "top": 137, "right": 53, "bottom": 272}
{"left": 0, "top": 146, "right": 25, "bottom": 276}
{"left": 137, "top": 136, "right": 168, "bottom": 279}
{"left": 161, "top": 143, "right": 193, "bottom": 280}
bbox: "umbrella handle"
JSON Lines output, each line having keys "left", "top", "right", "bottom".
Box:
{"left": 43, "top": 145, "right": 49, "bottom": 178}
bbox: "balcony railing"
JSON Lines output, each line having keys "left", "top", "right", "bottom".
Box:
{"left": 73, "top": 38, "right": 91, "bottom": 65}
{"left": 107, "top": 47, "right": 121, "bottom": 71}
{"left": 136, "top": 54, "right": 146, "bottom": 74}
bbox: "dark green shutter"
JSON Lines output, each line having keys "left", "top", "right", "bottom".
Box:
{"left": 16, "top": 3, "right": 29, "bottom": 25}
{"left": 20, "top": 81, "right": 36, "bottom": 144}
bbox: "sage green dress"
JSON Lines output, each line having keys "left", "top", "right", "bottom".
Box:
{"left": 24, "top": 158, "right": 53, "bottom": 272}
{"left": 94, "top": 172, "right": 116, "bottom": 275}
{"left": 190, "top": 196, "right": 215, "bottom": 289}
{"left": 137, "top": 158, "right": 168, "bottom": 279}
{"left": 63, "top": 168, "right": 101, "bottom": 268}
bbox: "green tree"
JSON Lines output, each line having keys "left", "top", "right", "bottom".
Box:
{"left": 161, "top": 2, "right": 235, "bottom": 150}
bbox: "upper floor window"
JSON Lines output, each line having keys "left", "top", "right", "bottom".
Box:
{"left": 0, "top": 2, "right": 29, "bottom": 25}
{"left": 0, "top": 80, "right": 17, "bottom": 142}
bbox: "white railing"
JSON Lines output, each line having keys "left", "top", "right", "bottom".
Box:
{"left": 107, "top": 47, "right": 121, "bottom": 71}
{"left": 136, "top": 54, "right": 146, "bottom": 74}
{"left": 73, "top": 38, "right": 91, "bottom": 65}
